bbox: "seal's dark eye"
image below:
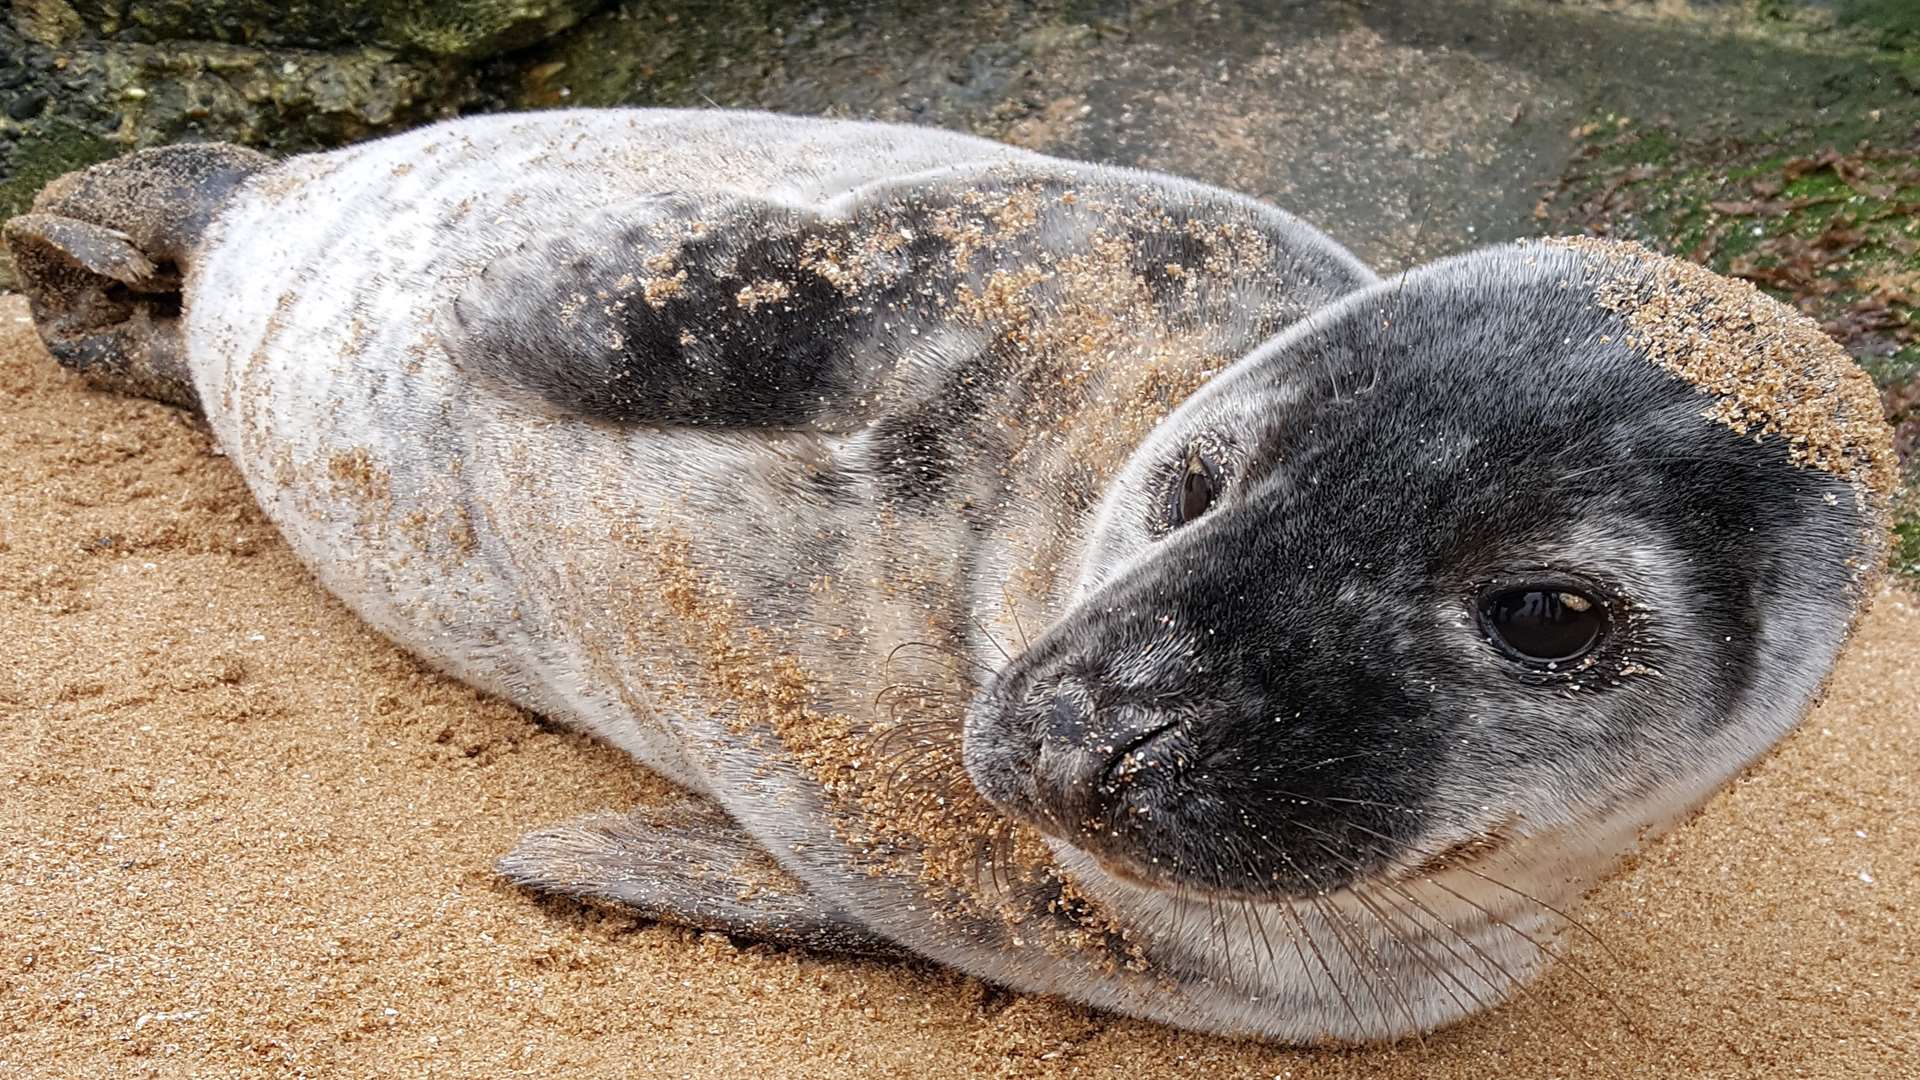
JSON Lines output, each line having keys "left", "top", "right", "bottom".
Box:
{"left": 1477, "top": 587, "right": 1606, "bottom": 664}
{"left": 1169, "top": 454, "right": 1220, "bottom": 528}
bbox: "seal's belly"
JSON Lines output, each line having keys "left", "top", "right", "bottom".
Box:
{"left": 179, "top": 110, "right": 1018, "bottom": 788}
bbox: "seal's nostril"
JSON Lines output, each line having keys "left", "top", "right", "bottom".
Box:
{"left": 1046, "top": 692, "right": 1088, "bottom": 743}
{"left": 1103, "top": 718, "right": 1182, "bottom": 785}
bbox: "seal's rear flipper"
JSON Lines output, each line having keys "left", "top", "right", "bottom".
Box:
{"left": 3, "top": 143, "right": 269, "bottom": 411}
{"left": 500, "top": 799, "right": 910, "bottom": 960}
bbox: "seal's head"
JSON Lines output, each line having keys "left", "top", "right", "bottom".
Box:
{"left": 965, "top": 238, "right": 1893, "bottom": 1013}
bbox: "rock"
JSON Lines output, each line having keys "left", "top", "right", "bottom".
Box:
{"left": 6, "top": 90, "right": 52, "bottom": 121}
{"left": 12, "top": 0, "right": 86, "bottom": 47}
{"left": 93, "top": 42, "right": 472, "bottom": 146}
{"left": 0, "top": 12, "right": 478, "bottom": 288}
{"left": 381, "top": 0, "right": 606, "bottom": 58}
{"left": 0, "top": 2, "right": 610, "bottom": 289}
{"left": 60, "top": 0, "right": 607, "bottom": 58}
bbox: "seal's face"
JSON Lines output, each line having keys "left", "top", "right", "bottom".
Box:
{"left": 965, "top": 241, "right": 1886, "bottom": 903}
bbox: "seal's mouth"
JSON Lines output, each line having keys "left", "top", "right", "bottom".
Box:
{"left": 1386, "top": 828, "right": 1516, "bottom": 886}
{"left": 1068, "top": 824, "right": 1518, "bottom": 905}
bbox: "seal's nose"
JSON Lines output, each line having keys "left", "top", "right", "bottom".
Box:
{"left": 1030, "top": 683, "right": 1186, "bottom": 835}
{"left": 1046, "top": 690, "right": 1089, "bottom": 743}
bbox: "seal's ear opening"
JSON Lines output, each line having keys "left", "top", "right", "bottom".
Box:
{"left": 2, "top": 143, "right": 270, "bottom": 412}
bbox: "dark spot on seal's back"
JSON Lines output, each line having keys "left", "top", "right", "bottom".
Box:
{"left": 451, "top": 195, "right": 962, "bottom": 429}
{"left": 601, "top": 203, "right": 862, "bottom": 427}
{"left": 868, "top": 342, "right": 1001, "bottom": 505}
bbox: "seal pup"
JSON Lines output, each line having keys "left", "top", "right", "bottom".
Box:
{"left": 5, "top": 108, "right": 1895, "bottom": 1044}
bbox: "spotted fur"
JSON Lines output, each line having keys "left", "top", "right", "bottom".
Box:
{"left": 4, "top": 108, "right": 1889, "bottom": 1044}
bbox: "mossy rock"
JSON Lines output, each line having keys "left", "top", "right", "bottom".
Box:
{"left": 63, "top": 1, "right": 382, "bottom": 49}
{"left": 1834, "top": 0, "right": 1920, "bottom": 52}
{"left": 96, "top": 43, "right": 473, "bottom": 146}
{"left": 0, "top": 120, "right": 116, "bottom": 209}
{"left": 383, "top": 0, "right": 605, "bottom": 57}
{"left": 0, "top": 15, "right": 476, "bottom": 290}
{"left": 57, "top": 0, "right": 606, "bottom": 58}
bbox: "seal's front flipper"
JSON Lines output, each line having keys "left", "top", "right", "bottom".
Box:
{"left": 499, "top": 798, "right": 910, "bottom": 960}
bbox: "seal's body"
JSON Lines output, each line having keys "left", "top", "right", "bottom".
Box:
{"left": 6, "top": 109, "right": 1895, "bottom": 1044}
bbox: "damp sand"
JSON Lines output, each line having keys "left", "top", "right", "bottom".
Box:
{"left": 1, "top": 294, "right": 1914, "bottom": 1077}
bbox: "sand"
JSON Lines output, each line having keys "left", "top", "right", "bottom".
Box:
{"left": 0, "top": 292, "right": 1914, "bottom": 1078}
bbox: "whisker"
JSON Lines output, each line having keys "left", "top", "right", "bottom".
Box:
{"left": 1419, "top": 874, "right": 1638, "bottom": 1032}
{"left": 1292, "top": 810, "right": 1624, "bottom": 978}
{"left": 1299, "top": 836, "right": 1561, "bottom": 1043}
{"left": 1349, "top": 883, "right": 1475, "bottom": 1024}
{"left": 1266, "top": 803, "right": 1624, "bottom": 1038}
{"left": 969, "top": 614, "right": 1014, "bottom": 663}
{"left": 1455, "top": 864, "right": 1623, "bottom": 964}
{"left": 870, "top": 738, "right": 956, "bottom": 771}
{"left": 1409, "top": 875, "right": 1625, "bottom": 1051}
{"left": 1208, "top": 893, "right": 1238, "bottom": 992}
{"left": 1549, "top": 454, "right": 1800, "bottom": 486}
{"left": 873, "top": 679, "right": 963, "bottom": 701}
{"left": 1283, "top": 748, "right": 1410, "bottom": 774}
{"left": 1244, "top": 893, "right": 1281, "bottom": 971}
{"left": 1251, "top": 831, "right": 1408, "bottom": 1037}
{"left": 1309, "top": 890, "right": 1406, "bottom": 1036}
{"left": 1270, "top": 789, "right": 1422, "bottom": 816}
{"left": 1273, "top": 889, "right": 1365, "bottom": 1038}
{"left": 880, "top": 750, "right": 963, "bottom": 795}
{"left": 1313, "top": 869, "right": 1430, "bottom": 1042}
{"left": 999, "top": 583, "right": 1034, "bottom": 651}
{"left": 885, "top": 639, "right": 993, "bottom": 677}
{"left": 1365, "top": 882, "right": 1502, "bottom": 1015}
{"left": 1215, "top": 835, "right": 1274, "bottom": 996}
{"left": 868, "top": 713, "right": 964, "bottom": 735}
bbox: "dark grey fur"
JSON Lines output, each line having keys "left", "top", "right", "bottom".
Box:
{"left": 446, "top": 170, "right": 1365, "bottom": 435}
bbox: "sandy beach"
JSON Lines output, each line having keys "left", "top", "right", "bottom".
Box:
{"left": 1, "top": 292, "right": 1914, "bottom": 1077}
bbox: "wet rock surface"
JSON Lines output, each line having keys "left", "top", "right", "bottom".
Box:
{"left": 4, "top": 1, "right": 1913, "bottom": 277}
{"left": 0, "top": 0, "right": 609, "bottom": 286}
{"left": 0, "top": 26, "right": 469, "bottom": 272}
{"left": 505, "top": 0, "right": 1916, "bottom": 267}
{"left": 59, "top": 0, "right": 604, "bottom": 57}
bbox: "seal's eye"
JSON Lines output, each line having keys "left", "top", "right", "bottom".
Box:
{"left": 1168, "top": 454, "right": 1221, "bottom": 529}
{"left": 1477, "top": 587, "right": 1606, "bottom": 664}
